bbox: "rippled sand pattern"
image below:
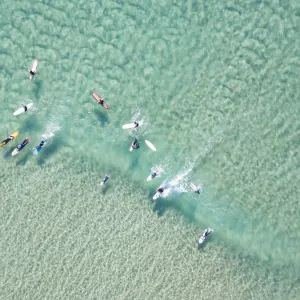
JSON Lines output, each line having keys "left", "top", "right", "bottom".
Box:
{"left": 0, "top": 162, "right": 298, "bottom": 300}
{"left": 0, "top": 0, "right": 300, "bottom": 299}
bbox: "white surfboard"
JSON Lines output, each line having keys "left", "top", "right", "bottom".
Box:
{"left": 122, "top": 123, "right": 136, "bottom": 129}
{"left": 191, "top": 183, "right": 201, "bottom": 193}
{"left": 147, "top": 175, "right": 154, "bottom": 181}
{"left": 199, "top": 228, "right": 213, "bottom": 244}
{"left": 29, "top": 59, "right": 38, "bottom": 80}
{"left": 11, "top": 148, "right": 19, "bottom": 156}
{"left": 153, "top": 192, "right": 161, "bottom": 200}
{"left": 190, "top": 183, "right": 197, "bottom": 191}
{"left": 145, "top": 140, "right": 156, "bottom": 151}
{"left": 13, "top": 103, "right": 33, "bottom": 116}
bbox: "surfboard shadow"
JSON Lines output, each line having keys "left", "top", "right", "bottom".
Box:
{"left": 94, "top": 109, "right": 109, "bottom": 127}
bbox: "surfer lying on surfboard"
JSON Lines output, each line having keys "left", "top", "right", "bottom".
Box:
{"left": 18, "top": 138, "right": 29, "bottom": 151}
{"left": 101, "top": 175, "right": 109, "bottom": 186}
{"left": 1, "top": 135, "right": 15, "bottom": 147}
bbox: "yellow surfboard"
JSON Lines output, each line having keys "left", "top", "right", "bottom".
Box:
{"left": 0, "top": 131, "right": 19, "bottom": 147}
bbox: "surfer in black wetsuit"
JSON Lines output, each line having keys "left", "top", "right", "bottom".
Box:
{"left": 133, "top": 121, "right": 139, "bottom": 128}
{"left": 194, "top": 185, "right": 201, "bottom": 194}
{"left": 36, "top": 140, "right": 45, "bottom": 149}
{"left": 98, "top": 97, "right": 104, "bottom": 106}
{"left": 151, "top": 172, "right": 157, "bottom": 179}
{"left": 29, "top": 69, "right": 36, "bottom": 79}
{"left": 103, "top": 175, "right": 109, "bottom": 185}
{"left": 22, "top": 104, "right": 28, "bottom": 112}
{"left": 157, "top": 187, "right": 164, "bottom": 193}
{"left": 132, "top": 139, "right": 140, "bottom": 149}
{"left": 18, "top": 138, "right": 29, "bottom": 150}
{"left": 1, "top": 135, "right": 14, "bottom": 146}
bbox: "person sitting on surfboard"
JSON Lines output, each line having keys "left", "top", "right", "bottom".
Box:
{"left": 29, "top": 68, "right": 37, "bottom": 79}
{"left": 157, "top": 187, "right": 164, "bottom": 193}
{"left": 194, "top": 185, "right": 202, "bottom": 194}
{"left": 22, "top": 104, "right": 28, "bottom": 112}
{"left": 36, "top": 140, "right": 45, "bottom": 149}
{"left": 133, "top": 121, "right": 139, "bottom": 128}
{"left": 151, "top": 169, "right": 160, "bottom": 179}
{"left": 132, "top": 139, "right": 140, "bottom": 149}
{"left": 97, "top": 97, "right": 104, "bottom": 106}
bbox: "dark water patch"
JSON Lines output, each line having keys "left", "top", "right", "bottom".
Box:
{"left": 20, "top": 115, "right": 41, "bottom": 133}
{"left": 3, "top": 145, "right": 17, "bottom": 159}
{"left": 32, "top": 79, "right": 43, "bottom": 99}
{"left": 94, "top": 109, "right": 109, "bottom": 127}
{"left": 15, "top": 151, "right": 30, "bottom": 166}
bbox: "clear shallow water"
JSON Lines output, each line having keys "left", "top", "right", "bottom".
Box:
{"left": 0, "top": 0, "right": 300, "bottom": 299}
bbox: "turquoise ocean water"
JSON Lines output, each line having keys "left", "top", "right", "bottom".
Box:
{"left": 0, "top": 0, "right": 300, "bottom": 299}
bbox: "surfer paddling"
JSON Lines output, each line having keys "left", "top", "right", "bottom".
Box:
{"left": 101, "top": 175, "right": 109, "bottom": 186}
{"left": 1, "top": 135, "right": 15, "bottom": 146}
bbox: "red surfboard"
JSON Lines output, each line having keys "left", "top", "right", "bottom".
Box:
{"left": 92, "top": 92, "right": 109, "bottom": 110}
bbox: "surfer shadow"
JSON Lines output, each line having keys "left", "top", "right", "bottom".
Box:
{"left": 32, "top": 79, "right": 43, "bottom": 99}
{"left": 128, "top": 154, "right": 141, "bottom": 171}
{"left": 94, "top": 109, "right": 109, "bottom": 127}
{"left": 22, "top": 115, "right": 42, "bottom": 133}
{"left": 152, "top": 196, "right": 174, "bottom": 217}
{"left": 3, "top": 146, "right": 16, "bottom": 159}
{"left": 16, "top": 152, "right": 30, "bottom": 166}
{"left": 152, "top": 193, "right": 196, "bottom": 219}
{"left": 100, "top": 184, "right": 110, "bottom": 195}
{"left": 36, "top": 138, "right": 64, "bottom": 165}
